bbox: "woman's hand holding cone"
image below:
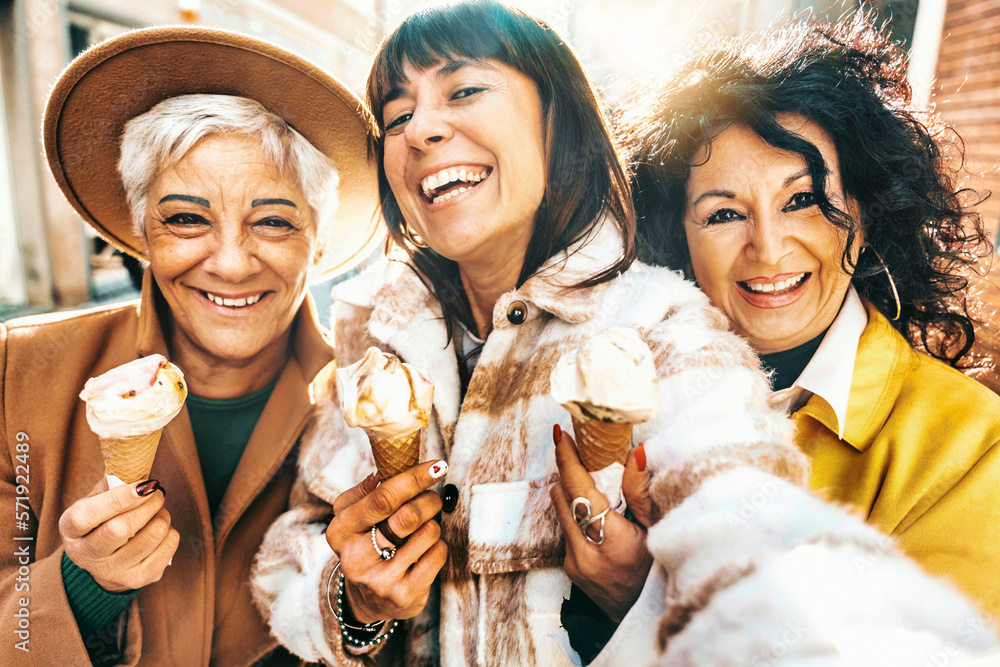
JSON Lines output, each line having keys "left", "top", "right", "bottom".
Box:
{"left": 59, "top": 478, "right": 179, "bottom": 593}
{"left": 550, "top": 425, "right": 654, "bottom": 623}
{"left": 325, "top": 460, "right": 449, "bottom": 624}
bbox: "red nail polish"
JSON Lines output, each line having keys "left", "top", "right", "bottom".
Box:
{"left": 553, "top": 423, "right": 562, "bottom": 446}
{"left": 136, "top": 479, "right": 160, "bottom": 497}
{"left": 429, "top": 460, "right": 449, "bottom": 479}
{"left": 635, "top": 443, "right": 647, "bottom": 473}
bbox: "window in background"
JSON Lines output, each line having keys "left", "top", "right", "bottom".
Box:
{"left": 0, "top": 54, "right": 26, "bottom": 314}
{"left": 865, "top": 0, "right": 921, "bottom": 48}
{"left": 67, "top": 9, "right": 144, "bottom": 302}
{"left": 793, "top": 0, "right": 920, "bottom": 46}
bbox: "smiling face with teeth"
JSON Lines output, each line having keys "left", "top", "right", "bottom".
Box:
{"left": 683, "top": 116, "right": 863, "bottom": 354}
{"left": 140, "top": 134, "right": 318, "bottom": 370}
{"left": 380, "top": 58, "right": 546, "bottom": 277}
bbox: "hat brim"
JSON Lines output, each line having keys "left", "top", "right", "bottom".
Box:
{"left": 43, "top": 25, "right": 383, "bottom": 282}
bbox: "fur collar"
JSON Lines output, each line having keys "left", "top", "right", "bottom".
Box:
{"left": 333, "top": 217, "right": 626, "bottom": 330}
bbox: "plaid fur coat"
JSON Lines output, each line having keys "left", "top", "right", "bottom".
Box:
{"left": 252, "top": 224, "right": 998, "bottom": 666}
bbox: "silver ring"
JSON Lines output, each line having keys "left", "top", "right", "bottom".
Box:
{"left": 571, "top": 497, "right": 593, "bottom": 524}
{"left": 371, "top": 525, "right": 396, "bottom": 560}
{"left": 580, "top": 507, "right": 610, "bottom": 546}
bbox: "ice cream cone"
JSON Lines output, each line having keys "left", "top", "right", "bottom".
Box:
{"left": 368, "top": 430, "right": 421, "bottom": 481}
{"left": 571, "top": 416, "right": 631, "bottom": 472}
{"left": 99, "top": 429, "right": 163, "bottom": 487}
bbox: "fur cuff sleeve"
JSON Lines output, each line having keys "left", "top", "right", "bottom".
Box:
{"left": 319, "top": 558, "right": 402, "bottom": 665}
{"left": 252, "top": 503, "right": 403, "bottom": 666}
{"left": 251, "top": 504, "right": 345, "bottom": 664}
{"left": 647, "top": 469, "right": 1000, "bottom": 661}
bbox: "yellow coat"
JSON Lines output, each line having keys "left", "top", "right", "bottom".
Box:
{"left": 795, "top": 301, "right": 1000, "bottom": 621}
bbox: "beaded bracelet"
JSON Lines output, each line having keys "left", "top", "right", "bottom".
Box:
{"left": 327, "top": 564, "right": 398, "bottom": 649}
{"left": 325, "top": 563, "right": 383, "bottom": 636}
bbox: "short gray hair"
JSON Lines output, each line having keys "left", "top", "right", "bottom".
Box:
{"left": 118, "top": 94, "right": 336, "bottom": 239}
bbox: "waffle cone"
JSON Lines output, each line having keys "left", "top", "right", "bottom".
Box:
{"left": 99, "top": 429, "right": 163, "bottom": 485}
{"left": 368, "top": 430, "right": 421, "bottom": 481}
{"left": 571, "top": 416, "right": 631, "bottom": 472}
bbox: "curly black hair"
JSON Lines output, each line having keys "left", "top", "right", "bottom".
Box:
{"left": 620, "top": 13, "right": 990, "bottom": 366}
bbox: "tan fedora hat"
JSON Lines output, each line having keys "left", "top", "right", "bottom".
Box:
{"left": 43, "top": 25, "right": 383, "bottom": 281}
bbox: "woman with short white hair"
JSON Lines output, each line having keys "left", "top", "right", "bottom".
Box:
{"left": 119, "top": 93, "right": 338, "bottom": 247}
{"left": 0, "top": 27, "right": 379, "bottom": 666}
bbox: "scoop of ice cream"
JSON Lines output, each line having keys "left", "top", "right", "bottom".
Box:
{"left": 80, "top": 354, "right": 188, "bottom": 438}
{"left": 550, "top": 327, "right": 658, "bottom": 423}
{"left": 337, "top": 347, "right": 435, "bottom": 439}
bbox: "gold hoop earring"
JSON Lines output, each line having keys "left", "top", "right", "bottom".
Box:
{"left": 864, "top": 245, "right": 901, "bottom": 321}
{"left": 401, "top": 222, "right": 429, "bottom": 249}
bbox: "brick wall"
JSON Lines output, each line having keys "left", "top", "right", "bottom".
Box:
{"left": 934, "top": 0, "right": 1000, "bottom": 241}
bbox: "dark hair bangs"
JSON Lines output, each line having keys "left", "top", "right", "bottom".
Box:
{"left": 368, "top": 2, "right": 544, "bottom": 128}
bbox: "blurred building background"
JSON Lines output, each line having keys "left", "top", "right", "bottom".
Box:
{"left": 933, "top": 0, "right": 1000, "bottom": 235}
{"left": 0, "top": 0, "right": 994, "bottom": 323}
{"left": 0, "top": 0, "right": 418, "bottom": 321}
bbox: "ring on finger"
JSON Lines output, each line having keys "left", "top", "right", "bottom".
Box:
{"left": 376, "top": 517, "right": 406, "bottom": 548}
{"left": 371, "top": 525, "right": 396, "bottom": 560}
{"left": 580, "top": 507, "right": 610, "bottom": 546}
{"left": 571, "top": 497, "right": 593, "bottom": 524}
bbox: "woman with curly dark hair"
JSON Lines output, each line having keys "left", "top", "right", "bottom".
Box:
{"left": 624, "top": 14, "right": 1000, "bottom": 616}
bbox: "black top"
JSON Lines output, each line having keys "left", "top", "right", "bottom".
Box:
{"left": 560, "top": 584, "right": 617, "bottom": 664}
{"left": 759, "top": 329, "right": 828, "bottom": 391}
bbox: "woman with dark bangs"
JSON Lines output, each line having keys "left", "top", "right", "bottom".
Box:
{"left": 625, "top": 14, "right": 1000, "bottom": 618}
{"left": 252, "top": 4, "right": 999, "bottom": 665}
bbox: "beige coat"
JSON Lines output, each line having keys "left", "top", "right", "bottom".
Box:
{"left": 0, "top": 273, "right": 332, "bottom": 666}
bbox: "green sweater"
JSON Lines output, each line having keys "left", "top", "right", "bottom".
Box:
{"left": 186, "top": 382, "right": 275, "bottom": 516}
{"left": 63, "top": 382, "right": 275, "bottom": 653}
